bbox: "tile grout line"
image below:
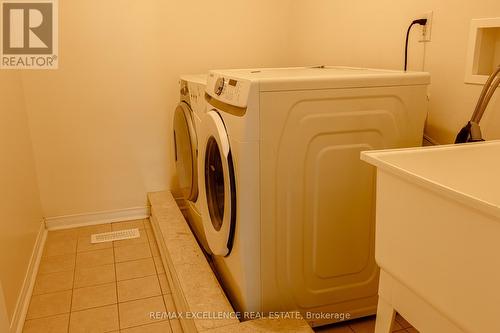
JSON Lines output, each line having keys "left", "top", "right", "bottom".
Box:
{"left": 119, "top": 316, "right": 170, "bottom": 331}
{"left": 144, "top": 219, "right": 174, "bottom": 331}
{"left": 65, "top": 300, "right": 117, "bottom": 315}
{"left": 24, "top": 312, "right": 70, "bottom": 322}
{"left": 111, "top": 227, "right": 120, "bottom": 331}
{"left": 67, "top": 228, "right": 79, "bottom": 332}
{"left": 31, "top": 287, "right": 73, "bottom": 298}
{"left": 73, "top": 278, "right": 116, "bottom": 290}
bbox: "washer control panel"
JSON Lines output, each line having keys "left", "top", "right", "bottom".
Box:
{"left": 207, "top": 73, "right": 251, "bottom": 108}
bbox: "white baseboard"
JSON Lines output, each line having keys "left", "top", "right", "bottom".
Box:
{"left": 44, "top": 206, "right": 151, "bottom": 230}
{"left": 10, "top": 221, "right": 47, "bottom": 333}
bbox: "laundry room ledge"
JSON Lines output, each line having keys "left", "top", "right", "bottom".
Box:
{"left": 148, "top": 191, "right": 313, "bottom": 333}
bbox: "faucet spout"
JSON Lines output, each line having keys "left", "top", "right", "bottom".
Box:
{"left": 455, "top": 65, "right": 500, "bottom": 143}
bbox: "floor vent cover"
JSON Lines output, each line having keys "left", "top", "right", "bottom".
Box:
{"left": 91, "top": 228, "right": 140, "bottom": 244}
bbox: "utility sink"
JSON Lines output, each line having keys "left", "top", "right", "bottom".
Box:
{"left": 361, "top": 141, "right": 500, "bottom": 333}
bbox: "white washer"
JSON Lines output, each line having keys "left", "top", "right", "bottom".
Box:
{"left": 173, "top": 74, "right": 211, "bottom": 253}
{"left": 199, "top": 66, "right": 430, "bottom": 326}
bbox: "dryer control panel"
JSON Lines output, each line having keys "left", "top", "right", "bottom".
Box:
{"left": 206, "top": 73, "right": 251, "bottom": 108}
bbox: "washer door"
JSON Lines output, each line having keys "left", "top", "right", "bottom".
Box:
{"left": 173, "top": 102, "right": 198, "bottom": 201}
{"left": 202, "top": 110, "right": 236, "bottom": 256}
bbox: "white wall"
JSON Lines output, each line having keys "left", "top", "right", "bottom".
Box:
{"left": 19, "top": 0, "right": 500, "bottom": 221}
{"left": 0, "top": 71, "right": 44, "bottom": 322}
{"left": 288, "top": 0, "right": 500, "bottom": 144}
{"left": 22, "top": 0, "right": 293, "bottom": 218}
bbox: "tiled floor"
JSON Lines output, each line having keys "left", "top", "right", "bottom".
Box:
{"left": 315, "top": 313, "right": 418, "bottom": 333}
{"left": 24, "top": 218, "right": 418, "bottom": 333}
{"left": 23, "top": 219, "right": 182, "bottom": 333}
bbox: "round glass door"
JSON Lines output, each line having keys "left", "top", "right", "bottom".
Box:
{"left": 173, "top": 102, "right": 198, "bottom": 201}
{"left": 205, "top": 136, "right": 225, "bottom": 231}
{"left": 201, "top": 110, "right": 236, "bottom": 256}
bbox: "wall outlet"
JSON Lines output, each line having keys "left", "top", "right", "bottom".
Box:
{"left": 420, "top": 11, "right": 433, "bottom": 42}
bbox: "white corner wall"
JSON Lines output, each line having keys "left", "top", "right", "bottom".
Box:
{"left": 288, "top": 0, "right": 500, "bottom": 144}
{"left": 0, "top": 71, "right": 44, "bottom": 325}
{"left": 21, "top": 0, "right": 294, "bottom": 219}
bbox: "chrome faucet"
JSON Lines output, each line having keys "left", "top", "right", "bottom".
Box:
{"left": 456, "top": 65, "right": 500, "bottom": 143}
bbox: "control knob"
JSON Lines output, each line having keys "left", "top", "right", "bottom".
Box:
{"left": 214, "top": 77, "right": 225, "bottom": 96}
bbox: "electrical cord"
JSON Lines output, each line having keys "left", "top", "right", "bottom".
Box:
{"left": 404, "top": 19, "right": 428, "bottom": 71}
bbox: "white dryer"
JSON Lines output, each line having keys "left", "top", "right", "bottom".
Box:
{"left": 198, "top": 66, "right": 430, "bottom": 326}
{"left": 173, "top": 74, "right": 211, "bottom": 253}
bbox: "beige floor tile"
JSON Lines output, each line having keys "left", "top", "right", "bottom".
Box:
{"left": 74, "top": 263, "right": 115, "bottom": 288}
{"left": 120, "top": 321, "right": 172, "bottom": 333}
{"left": 146, "top": 229, "right": 160, "bottom": 257}
{"left": 118, "top": 296, "right": 166, "bottom": 329}
{"left": 69, "top": 304, "right": 119, "bottom": 333}
{"left": 391, "top": 320, "right": 403, "bottom": 332}
{"left": 22, "top": 313, "right": 69, "bottom": 333}
{"left": 114, "top": 243, "right": 151, "bottom": 263}
{"left": 48, "top": 228, "right": 78, "bottom": 237}
{"left": 77, "top": 234, "right": 112, "bottom": 253}
{"left": 113, "top": 229, "right": 149, "bottom": 248}
{"left": 157, "top": 274, "right": 171, "bottom": 294}
{"left": 33, "top": 270, "right": 74, "bottom": 295}
{"left": 314, "top": 323, "right": 354, "bottom": 332}
{"left": 349, "top": 316, "right": 402, "bottom": 333}
{"left": 26, "top": 290, "right": 72, "bottom": 320}
{"left": 163, "top": 294, "right": 176, "bottom": 312}
{"left": 153, "top": 256, "right": 165, "bottom": 274}
{"left": 38, "top": 254, "right": 75, "bottom": 275}
{"left": 116, "top": 258, "right": 156, "bottom": 281}
{"left": 111, "top": 219, "right": 145, "bottom": 231}
{"left": 77, "top": 224, "right": 112, "bottom": 237}
{"left": 46, "top": 229, "right": 78, "bottom": 243}
{"left": 348, "top": 317, "right": 375, "bottom": 333}
{"left": 169, "top": 318, "right": 183, "bottom": 333}
{"left": 72, "top": 283, "right": 117, "bottom": 311}
{"left": 395, "top": 314, "right": 412, "bottom": 329}
{"left": 76, "top": 248, "right": 114, "bottom": 268}
{"left": 117, "top": 275, "right": 161, "bottom": 302}
{"left": 43, "top": 238, "right": 77, "bottom": 257}
{"left": 144, "top": 227, "right": 155, "bottom": 240}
